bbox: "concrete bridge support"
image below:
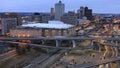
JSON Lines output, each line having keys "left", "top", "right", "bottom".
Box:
{"left": 111, "top": 41, "right": 113, "bottom": 43}
{"left": 98, "top": 44, "right": 102, "bottom": 52}
{"left": 117, "top": 61, "right": 120, "bottom": 68}
{"left": 116, "top": 41, "right": 118, "bottom": 46}
{"left": 106, "top": 63, "right": 112, "bottom": 68}
{"left": 103, "top": 64, "right": 107, "bottom": 68}
{"left": 41, "top": 40, "right": 45, "bottom": 45}
{"left": 91, "top": 40, "right": 94, "bottom": 46}
{"left": 55, "top": 40, "right": 60, "bottom": 47}
{"left": 99, "top": 45, "right": 102, "bottom": 52}
{"left": 114, "top": 47, "right": 118, "bottom": 57}
{"left": 72, "top": 40, "right": 76, "bottom": 48}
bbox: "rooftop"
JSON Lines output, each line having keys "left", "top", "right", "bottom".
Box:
{"left": 22, "top": 21, "right": 74, "bottom": 29}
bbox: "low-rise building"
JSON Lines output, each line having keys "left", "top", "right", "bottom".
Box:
{"left": 10, "top": 21, "right": 75, "bottom": 37}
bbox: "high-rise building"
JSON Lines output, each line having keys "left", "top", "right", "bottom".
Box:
{"left": 1, "top": 13, "right": 22, "bottom": 35}
{"left": 55, "top": 1, "right": 65, "bottom": 20}
{"left": 61, "top": 11, "right": 78, "bottom": 25}
{"left": 84, "top": 7, "right": 92, "bottom": 20}
{"left": 50, "top": 8, "right": 55, "bottom": 20}
{"left": 77, "top": 6, "right": 85, "bottom": 19}
{"left": 77, "top": 6, "right": 92, "bottom": 20}
{"left": 50, "top": 8, "right": 54, "bottom": 16}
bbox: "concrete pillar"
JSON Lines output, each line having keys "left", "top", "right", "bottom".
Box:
{"left": 91, "top": 40, "right": 93, "bottom": 46}
{"left": 111, "top": 41, "right": 113, "bottom": 43}
{"left": 114, "top": 47, "right": 118, "bottom": 57}
{"left": 55, "top": 40, "right": 60, "bottom": 47}
{"left": 41, "top": 40, "right": 45, "bottom": 45}
{"left": 116, "top": 41, "right": 118, "bottom": 46}
{"left": 109, "top": 62, "right": 113, "bottom": 68}
{"left": 72, "top": 40, "right": 76, "bottom": 48}
{"left": 116, "top": 61, "right": 120, "bottom": 68}
{"left": 106, "top": 63, "right": 111, "bottom": 68}
{"left": 65, "top": 50, "right": 68, "bottom": 55}
{"left": 98, "top": 44, "right": 102, "bottom": 52}
{"left": 103, "top": 64, "right": 107, "bottom": 68}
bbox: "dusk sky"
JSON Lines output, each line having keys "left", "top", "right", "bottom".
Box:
{"left": 0, "top": 0, "right": 120, "bottom": 14}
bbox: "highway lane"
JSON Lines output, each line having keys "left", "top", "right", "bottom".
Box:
{"left": 23, "top": 49, "right": 60, "bottom": 68}
{"left": 73, "top": 57, "right": 120, "bottom": 68}
{"left": 0, "top": 37, "right": 120, "bottom": 41}
{"left": 36, "top": 50, "right": 66, "bottom": 68}
{"left": 0, "top": 50, "right": 17, "bottom": 62}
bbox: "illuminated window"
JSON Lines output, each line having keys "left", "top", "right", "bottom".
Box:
{"left": 22, "top": 34, "right": 25, "bottom": 37}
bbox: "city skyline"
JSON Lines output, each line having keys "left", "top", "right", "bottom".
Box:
{"left": 0, "top": 0, "right": 120, "bottom": 14}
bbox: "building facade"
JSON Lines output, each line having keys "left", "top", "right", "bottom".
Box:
{"left": 41, "top": 14, "right": 51, "bottom": 23}
{"left": 10, "top": 28, "right": 75, "bottom": 37}
{"left": 1, "top": 13, "right": 22, "bottom": 35}
{"left": 10, "top": 21, "right": 76, "bottom": 37}
{"left": 33, "top": 13, "right": 41, "bottom": 23}
{"left": 61, "top": 11, "right": 78, "bottom": 25}
{"left": 55, "top": 1, "right": 65, "bottom": 20}
{"left": 1, "top": 13, "right": 22, "bottom": 25}
{"left": 50, "top": 8, "right": 55, "bottom": 20}
{"left": 84, "top": 7, "right": 92, "bottom": 20}
{"left": 77, "top": 6, "right": 92, "bottom": 20}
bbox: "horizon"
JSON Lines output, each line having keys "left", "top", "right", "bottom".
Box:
{"left": 0, "top": 12, "right": 120, "bottom": 15}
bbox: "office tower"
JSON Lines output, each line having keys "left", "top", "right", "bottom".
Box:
{"left": 1, "top": 13, "right": 22, "bottom": 35}
{"left": 55, "top": 1, "right": 65, "bottom": 20}
{"left": 77, "top": 6, "right": 85, "bottom": 19}
{"left": 84, "top": 7, "right": 92, "bottom": 20}
{"left": 61, "top": 11, "right": 78, "bottom": 25}
{"left": 77, "top": 6, "right": 92, "bottom": 20}
{"left": 50, "top": 8, "right": 54, "bottom": 16}
{"left": 50, "top": 8, "right": 55, "bottom": 20}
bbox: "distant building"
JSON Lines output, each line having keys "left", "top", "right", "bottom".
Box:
{"left": 50, "top": 8, "right": 55, "bottom": 16}
{"left": 1, "top": 18, "right": 17, "bottom": 35}
{"left": 78, "top": 17, "right": 90, "bottom": 25}
{"left": 77, "top": 6, "right": 92, "bottom": 20}
{"left": 50, "top": 8, "right": 55, "bottom": 20}
{"left": 0, "top": 18, "right": 1, "bottom": 30}
{"left": 61, "top": 11, "right": 78, "bottom": 25}
{"left": 10, "top": 21, "right": 75, "bottom": 37}
{"left": 33, "top": 13, "right": 41, "bottom": 23}
{"left": 77, "top": 6, "right": 85, "bottom": 19}
{"left": 1, "top": 13, "right": 22, "bottom": 25}
{"left": 1, "top": 13, "right": 22, "bottom": 35}
{"left": 84, "top": 7, "right": 92, "bottom": 20}
{"left": 33, "top": 13, "right": 51, "bottom": 23}
{"left": 41, "top": 14, "right": 51, "bottom": 23}
{"left": 55, "top": 1, "right": 65, "bottom": 20}
{"left": 22, "top": 15, "right": 33, "bottom": 23}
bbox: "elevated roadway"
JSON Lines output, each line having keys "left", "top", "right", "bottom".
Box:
{"left": 0, "top": 41, "right": 92, "bottom": 50}
{"left": 73, "top": 57, "right": 120, "bottom": 68}
{"left": 0, "top": 37, "right": 120, "bottom": 41}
